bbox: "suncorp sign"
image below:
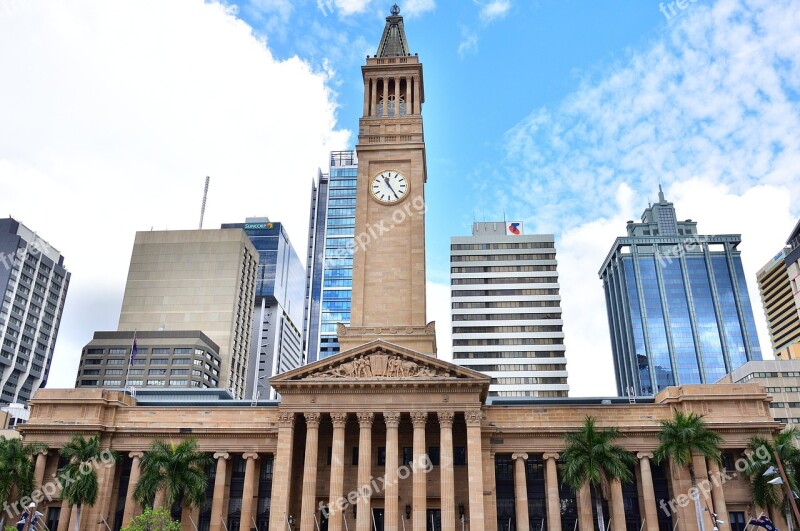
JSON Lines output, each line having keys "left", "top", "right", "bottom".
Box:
{"left": 244, "top": 223, "right": 273, "bottom": 230}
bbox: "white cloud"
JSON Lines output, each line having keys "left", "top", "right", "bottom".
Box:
{"left": 480, "top": 0, "right": 800, "bottom": 395}
{"left": 477, "top": 0, "right": 510, "bottom": 22}
{"left": 402, "top": 0, "right": 436, "bottom": 17}
{"left": 0, "top": 0, "right": 349, "bottom": 388}
{"left": 334, "top": 0, "right": 371, "bottom": 16}
{"left": 458, "top": 26, "right": 479, "bottom": 57}
{"left": 559, "top": 180, "right": 795, "bottom": 397}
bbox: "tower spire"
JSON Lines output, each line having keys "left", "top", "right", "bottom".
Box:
{"left": 376, "top": 4, "right": 410, "bottom": 57}
{"left": 658, "top": 183, "right": 665, "bottom": 202}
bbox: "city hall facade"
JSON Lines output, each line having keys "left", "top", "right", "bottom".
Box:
{"left": 19, "top": 6, "right": 782, "bottom": 531}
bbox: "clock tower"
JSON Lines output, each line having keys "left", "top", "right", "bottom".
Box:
{"left": 339, "top": 4, "right": 436, "bottom": 355}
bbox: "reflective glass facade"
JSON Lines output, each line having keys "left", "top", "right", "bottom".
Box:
{"left": 221, "top": 220, "right": 305, "bottom": 398}
{"left": 304, "top": 151, "right": 357, "bottom": 363}
{"left": 600, "top": 193, "right": 762, "bottom": 396}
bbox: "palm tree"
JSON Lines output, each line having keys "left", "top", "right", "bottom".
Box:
{"left": 133, "top": 439, "right": 212, "bottom": 515}
{"left": 741, "top": 428, "right": 800, "bottom": 529}
{"left": 561, "top": 416, "right": 635, "bottom": 531}
{"left": 0, "top": 437, "right": 48, "bottom": 527}
{"left": 653, "top": 411, "right": 722, "bottom": 531}
{"left": 59, "top": 434, "right": 116, "bottom": 531}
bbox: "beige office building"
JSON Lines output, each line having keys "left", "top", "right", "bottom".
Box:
{"left": 117, "top": 229, "right": 258, "bottom": 398}
{"left": 719, "top": 359, "right": 800, "bottom": 425}
{"left": 756, "top": 241, "right": 800, "bottom": 358}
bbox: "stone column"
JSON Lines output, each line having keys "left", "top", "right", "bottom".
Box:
{"left": 466, "top": 409, "right": 486, "bottom": 531}
{"left": 56, "top": 499, "right": 71, "bottom": 531}
{"left": 414, "top": 76, "right": 422, "bottom": 114}
{"left": 94, "top": 456, "right": 118, "bottom": 530}
{"left": 543, "top": 453, "right": 562, "bottom": 531}
{"left": 637, "top": 453, "right": 659, "bottom": 531}
{"left": 363, "top": 79, "right": 370, "bottom": 117}
{"left": 240, "top": 453, "right": 260, "bottom": 531}
{"left": 300, "top": 413, "right": 322, "bottom": 531}
{"left": 329, "top": 413, "right": 348, "bottom": 531}
{"left": 411, "top": 411, "right": 427, "bottom": 531}
{"left": 211, "top": 452, "right": 231, "bottom": 531}
{"left": 381, "top": 79, "right": 389, "bottom": 117}
{"left": 394, "top": 76, "right": 400, "bottom": 117}
{"left": 513, "top": 453, "right": 530, "bottom": 531}
{"left": 439, "top": 412, "right": 456, "bottom": 531}
{"left": 356, "top": 412, "right": 374, "bottom": 531}
{"left": 269, "top": 413, "right": 296, "bottom": 531}
{"left": 577, "top": 484, "right": 593, "bottom": 531}
{"left": 384, "top": 412, "right": 401, "bottom": 531}
{"left": 122, "top": 452, "right": 144, "bottom": 526}
{"left": 708, "top": 460, "right": 730, "bottom": 531}
{"left": 610, "top": 479, "right": 626, "bottom": 531}
{"left": 370, "top": 78, "right": 377, "bottom": 117}
{"left": 34, "top": 451, "right": 48, "bottom": 489}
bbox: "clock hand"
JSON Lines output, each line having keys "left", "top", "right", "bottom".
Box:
{"left": 383, "top": 176, "right": 400, "bottom": 199}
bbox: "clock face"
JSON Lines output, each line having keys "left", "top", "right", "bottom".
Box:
{"left": 370, "top": 171, "right": 409, "bottom": 204}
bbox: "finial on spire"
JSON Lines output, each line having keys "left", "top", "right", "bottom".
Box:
{"left": 391, "top": 3, "right": 400, "bottom": 15}
{"left": 658, "top": 184, "right": 665, "bottom": 202}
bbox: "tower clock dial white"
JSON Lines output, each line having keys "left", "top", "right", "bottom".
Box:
{"left": 370, "top": 170, "right": 409, "bottom": 204}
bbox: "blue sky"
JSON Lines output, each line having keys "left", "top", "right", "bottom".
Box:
{"left": 1, "top": 0, "right": 798, "bottom": 395}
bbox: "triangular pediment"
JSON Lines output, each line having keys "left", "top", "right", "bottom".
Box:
{"left": 271, "top": 340, "right": 490, "bottom": 387}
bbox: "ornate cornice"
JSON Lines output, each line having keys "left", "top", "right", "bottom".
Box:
{"left": 305, "top": 412, "right": 322, "bottom": 427}
{"left": 410, "top": 411, "right": 428, "bottom": 427}
{"left": 437, "top": 411, "right": 454, "bottom": 427}
{"left": 465, "top": 409, "right": 484, "bottom": 426}
{"left": 331, "top": 412, "right": 349, "bottom": 427}
{"left": 356, "top": 412, "right": 375, "bottom": 427}
{"left": 384, "top": 411, "right": 401, "bottom": 427}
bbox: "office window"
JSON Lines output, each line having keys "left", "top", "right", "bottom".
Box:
{"left": 454, "top": 447, "right": 467, "bottom": 466}
{"left": 377, "top": 447, "right": 386, "bottom": 466}
{"left": 402, "top": 447, "right": 413, "bottom": 466}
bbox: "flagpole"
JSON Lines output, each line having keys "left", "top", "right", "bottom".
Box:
{"left": 123, "top": 329, "right": 137, "bottom": 394}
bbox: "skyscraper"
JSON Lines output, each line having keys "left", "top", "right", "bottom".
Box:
{"left": 599, "top": 187, "right": 762, "bottom": 396}
{"left": 756, "top": 218, "right": 800, "bottom": 359}
{"left": 117, "top": 229, "right": 257, "bottom": 398}
{"left": 303, "top": 151, "right": 357, "bottom": 363}
{"left": 450, "top": 222, "right": 569, "bottom": 397}
{"left": 0, "top": 218, "right": 70, "bottom": 404}
{"left": 221, "top": 218, "right": 305, "bottom": 399}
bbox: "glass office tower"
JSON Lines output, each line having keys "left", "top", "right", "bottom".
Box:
{"left": 599, "top": 188, "right": 762, "bottom": 396}
{"left": 0, "top": 218, "right": 70, "bottom": 404}
{"left": 303, "top": 151, "right": 358, "bottom": 363}
{"left": 221, "top": 219, "right": 305, "bottom": 399}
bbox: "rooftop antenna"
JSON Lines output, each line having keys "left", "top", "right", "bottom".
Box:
{"left": 199, "top": 176, "right": 210, "bottom": 229}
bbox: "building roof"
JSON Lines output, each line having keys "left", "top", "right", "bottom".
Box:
{"left": 376, "top": 4, "right": 410, "bottom": 57}
{"left": 787, "top": 217, "right": 800, "bottom": 247}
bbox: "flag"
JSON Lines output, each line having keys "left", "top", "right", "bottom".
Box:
{"left": 130, "top": 333, "right": 138, "bottom": 364}
{"left": 750, "top": 515, "right": 778, "bottom": 531}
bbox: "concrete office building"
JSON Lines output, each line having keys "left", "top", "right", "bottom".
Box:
{"left": 719, "top": 358, "right": 800, "bottom": 425}
{"left": 757, "top": 219, "right": 800, "bottom": 359}
{"left": 450, "top": 222, "right": 569, "bottom": 398}
{"left": 117, "top": 229, "right": 257, "bottom": 399}
{"left": 0, "top": 218, "right": 70, "bottom": 404}
{"left": 303, "top": 151, "right": 358, "bottom": 363}
{"left": 75, "top": 330, "right": 221, "bottom": 390}
{"left": 221, "top": 218, "right": 305, "bottom": 400}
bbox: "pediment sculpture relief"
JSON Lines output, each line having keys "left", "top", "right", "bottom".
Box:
{"left": 309, "top": 352, "right": 451, "bottom": 379}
